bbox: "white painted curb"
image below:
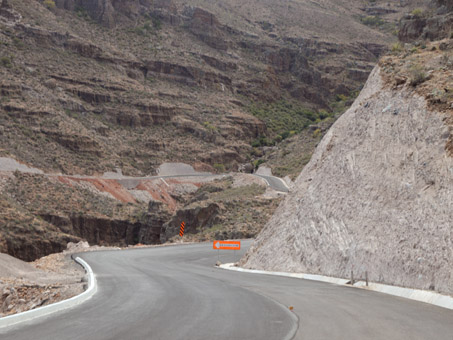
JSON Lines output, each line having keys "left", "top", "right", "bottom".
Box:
{"left": 220, "top": 263, "right": 453, "bottom": 310}
{"left": 0, "top": 257, "right": 97, "bottom": 329}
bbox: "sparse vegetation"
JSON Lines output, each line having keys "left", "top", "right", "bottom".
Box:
{"left": 361, "top": 16, "right": 384, "bottom": 27}
{"left": 331, "top": 91, "right": 359, "bottom": 116}
{"left": 203, "top": 121, "right": 217, "bottom": 132}
{"left": 391, "top": 42, "right": 403, "bottom": 54}
{"left": 151, "top": 15, "right": 162, "bottom": 30}
{"left": 133, "top": 18, "right": 161, "bottom": 36}
{"left": 251, "top": 135, "right": 273, "bottom": 147}
{"left": 43, "top": 0, "right": 56, "bottom": 10}
{"left": 272, "top": 152, "right": 313, "bottom": 179}
{"left": 213, "top": 163, "right": 225, "bottom": 173}
{"left": 312, "top": 128, "right": 321, "bottom": 138}
{"left": 409, "top": 64, "right": 428, "bottom": 86}
{"left": 441, "top": 53, "right": 453, "bottom": 68}
{"left": 252, "top": 159, "right": 265, "bottom": 170}
{"left": 210, "top": 183, "right": 266, "bottom": 201}
{"left": 248, "top": 100, "right": 332, "bottom": 145}
{"left": 75, "top": 6, "right": 90, "bottom": 20}
{"left": 12, "top": 37, "right": 24, "bottom": 48}
{"left": 0, "top": 56, "right": 12, "bottom": 68}
{"left": 411, "top": 8, "right": 424, "bottom": 18}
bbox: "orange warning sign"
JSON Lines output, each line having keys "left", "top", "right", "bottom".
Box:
{"left": 213, "top": 240, "right": 241, "bottom": 250}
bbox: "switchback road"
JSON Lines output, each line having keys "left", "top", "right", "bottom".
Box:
{"left": 2, "top": 241, "right": 453, "bottom": 340}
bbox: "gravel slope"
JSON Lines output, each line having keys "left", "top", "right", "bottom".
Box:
{"left": 0, "top": 248, "right": 85, "bottom": 317}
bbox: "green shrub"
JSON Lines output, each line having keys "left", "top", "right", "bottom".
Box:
{"left": 318, "top": 110, "right": 329, "bottom": 120}
{"left": 213, "top": 163, "right": 225, "bottom": 173}
{"left": 248, "top": 99, "right": 330, "bottom": 142}
{"left": 361, "top": 16, "right": 384, "bottom": 27}
{"left": 251, "top": 139, "right": 261, "bottom": 148}
{"left": 335, "top": 94, "right": 348, "bottom": 102}
{"left": 391, "top": 42, "right": 403, "bottom": 53}
{"left": 251, "top": 136, "right": 273, "bottom": 147}
{"left": 152, "top": 16, "right": 162, "bottom": 30}
{"left": 12, "top": 37, "right": 24, "bottom": 48}
{"left": 411, "top": 8, "right": 424, "bottom": 18}
{"left": 134, "top": 18, "right": 161, "bottom": 36}
{"left": 76, "top": 6, "right": 90, "bottom": 19}
{"left": 43, "top": 0, "right": 56, "bottom": 9}
{"left": 273, "top": 135, "right": 283, "bottom": 144}
{"left": 0, "top": 56, "right": 12, "bottom": 68}
{"left": 203, "top": 121, "right": 217, "bottom": 132}
{"left": 252, "top": 159, "right": 265, "bottom": 170}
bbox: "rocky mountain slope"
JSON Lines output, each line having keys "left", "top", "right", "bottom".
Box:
{"left": 0, "top": 0, "right": 422, "bottom": 176}
{"left": 0, "top": 159, "right": 281, "bottom": 261}
{"left": 241, "top": 8, "right": 453, "bottom": 294}
{"left": 0, "top": 0, "right": 429, "bottom": 261}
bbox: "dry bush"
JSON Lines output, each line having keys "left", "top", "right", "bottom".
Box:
{"left": 409, "top": 64, "right": 428, "bottom": 86}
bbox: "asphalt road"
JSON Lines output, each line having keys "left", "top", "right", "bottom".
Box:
{"left": 119, "top": 173, "right": 290, "bottom": 193}
{"left": 254, "top": 174, "right": 290, "bottom": 192}
{"left": 2, "top": 241, "right": 453, "bottom": 340}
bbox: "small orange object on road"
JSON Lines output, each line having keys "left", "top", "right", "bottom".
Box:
{"left": 213, "top": 240, "right": 241, "bottom": 250}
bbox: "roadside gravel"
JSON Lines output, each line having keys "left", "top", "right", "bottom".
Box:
{"left": 0, "top": 241, "right": 120, "bottom": 317}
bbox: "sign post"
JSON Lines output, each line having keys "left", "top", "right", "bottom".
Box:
{"left": 213, "top": 240, "right": 241, "bottom": 263}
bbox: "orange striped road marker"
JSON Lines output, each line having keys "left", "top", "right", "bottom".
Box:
{"left": 213, "top": 240, "right": 241, "bottom": 250}
{"left": 179, "top": 221, "right": 185, "bottom": 237}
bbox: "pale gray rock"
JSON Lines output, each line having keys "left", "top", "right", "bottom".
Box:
{"left": 241, "top": 66, "right": 453, "bottom": 295}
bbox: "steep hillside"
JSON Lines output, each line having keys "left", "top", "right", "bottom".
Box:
{"left": 0, "top": 0, "right": 429, "bottom": 260}
{"left": 0, "top": 0, "right": 420, "bottom": 176}
{"left": 241, "top": 37, "right": 453, "bottom": 295}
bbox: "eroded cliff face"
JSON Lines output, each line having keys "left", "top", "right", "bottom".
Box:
{"left": 0, "top": 0, "right": 414, "bottom": 176}
{"left": 399, "top": 0, "right": 453, "bottom": 42}
{"left": 241, "top": 62, "right": 453, "bottom": 295}
{"left": 0, "top": 167, "right": 279, "bottom": 261}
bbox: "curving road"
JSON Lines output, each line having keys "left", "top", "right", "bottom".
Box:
{"left": 1, "top": 241, "right": 453, "bottom": 340}
{"left": 118, "top": 173, "right": 290, "bottom": 193}
{"left": 253, "top": 174, "right": 290, "bottom": 193}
